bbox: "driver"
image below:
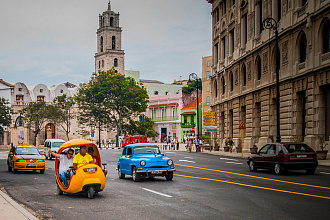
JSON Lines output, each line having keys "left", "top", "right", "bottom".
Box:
{"left": 73, "top": 145, "right": 93, "bottom": 169}
{"left": 48, "top": 148, "right": 74, "bottom": 187}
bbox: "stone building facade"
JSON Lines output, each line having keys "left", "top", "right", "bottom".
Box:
{"left": 95, "top": 2, "right": 125, "bottom": 74}
{"left": 207, "top": 0, "right": 330, "bottom": 151}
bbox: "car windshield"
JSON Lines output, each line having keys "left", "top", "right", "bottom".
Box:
{"left": 52, "top": 142, "right": 64, "bottom": 148}
{"left": 283, "top": 144, "right": 314, "bottom": 153}
{"left": 15, "top": 148, "right": 40, "bottom": 155}
{"left": 133, "top": 146, "right": 160, "bottom": 154}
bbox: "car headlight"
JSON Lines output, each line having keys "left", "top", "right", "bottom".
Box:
{"left": 167, "top": 160, "right": 173, "bottom": 166}
{"left": 38, "top": 159, "right": 44, "bottom": 162}
{"left": 140, "top": 160, "right": 146, "bottom": 166}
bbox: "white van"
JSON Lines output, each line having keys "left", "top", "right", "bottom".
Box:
{"left": 44, "top": 139, "right": 66, "bottom": 159}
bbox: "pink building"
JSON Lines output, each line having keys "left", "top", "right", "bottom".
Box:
{"left": 145, "top": 89, "right": 183, "bottom": 143}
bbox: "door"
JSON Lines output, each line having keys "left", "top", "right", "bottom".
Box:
{"left": 263, "top": 144, "right": 277, "bottom": 168}
{"left": 254, "top": 144, "right": 271, "bottom": 168}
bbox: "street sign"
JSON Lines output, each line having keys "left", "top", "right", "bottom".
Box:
{"left": 91, "top": 133, "right": 94, "bottom": 137}
{"left": 204, "top": 129, "right": 217, "bottom": 132}
{"left": 204, "top": 125, "right": 217, "bottom": 129}
{"left": 238, "top": 122, "right": 246, "bottom": 129}
{"left": 203, "top": 112, "right": 217, "bottom": 126}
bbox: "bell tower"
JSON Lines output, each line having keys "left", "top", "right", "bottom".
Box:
{"left": 95, "top": 1, "right": 125, "bottom": 74}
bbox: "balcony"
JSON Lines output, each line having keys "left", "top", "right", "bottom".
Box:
{"left": 181, "top": 123, "right": 195, "bottom": 128}
{"left": 153, "top": 116, "right": 178, "bottom": 122}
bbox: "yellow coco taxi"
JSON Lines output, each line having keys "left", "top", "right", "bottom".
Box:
{"left": 7, "top": 145, "right": 46, "bottom": 174}
{"left": 55, "top": 139, "right": 106, "bottom": 199}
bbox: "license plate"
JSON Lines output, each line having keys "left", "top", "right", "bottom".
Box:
{"left": 297, "top": 155, "right": 307, "bottom": 158}
{"left": 27, "top": 164, "right": 36, "bottom": 167}
{"left": 151, "top": 171, "right": 162, "bottom": 174}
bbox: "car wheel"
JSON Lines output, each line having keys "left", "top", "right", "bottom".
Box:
{"left": 7, "top": 165, "right": 12, "bottom": 172}
{"left": 57, "top": 184, "right": 63, "bottom": 195}
{"left": 306, "top": 168, "right": 316, "bottom": 175}
{"left": 40, "top": 169, "right": 45, "bottom": 174}
{"left": 274, "top": 163, "right": 282, "bottom": 175}
{"left": 87, "top": 186, "right": 95, "bottom": 199}
{"left": 132, "top": 167, "right": 140, "bottom": 182}
{"left": 118, "top": 167, "right": 125, "bottom": 179}
{"left": 165, "top": 171, "right": 173, "bottom": 181}
{"left": 249, "top": 160, "right": 257, "bottom": 172}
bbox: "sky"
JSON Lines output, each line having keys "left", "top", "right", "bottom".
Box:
{"left": 0, "top": 0, "right": 212, "bottom": 87}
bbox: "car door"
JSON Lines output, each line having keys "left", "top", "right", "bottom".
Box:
{"left": 263, "top": 144, "right": 277, "bottom": 168}
{"left": 254, "top": 144, "right": 271, "bottom": 168}
{"left": 8, "top": 146, "right": 15, "bottom": 166}
{"left": 119, "top": 147, "right": 128, "bottom": 173}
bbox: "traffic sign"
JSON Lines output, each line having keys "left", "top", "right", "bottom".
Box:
{"left": 238, "top": 122, "right": 246, "bottom": 129}
{"left": 192, "top": 127, "right": 195, "bottom": 132}
{"left": 91, "top": 133, "right": 94, "bottom": 137}
{"left": 204, "top": 129, "right": 217, "bottom": 132}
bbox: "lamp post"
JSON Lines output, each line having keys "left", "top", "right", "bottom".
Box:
{"left": 188, "top": 73, "right": 199, "bottom": 140}
{"left": 263, "top": 17, "right": 281, "bottom": 143}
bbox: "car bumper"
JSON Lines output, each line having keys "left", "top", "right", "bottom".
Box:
{"left": 136, "top": 168, "right": 176, "bottom": 176}
{"left": 282, "top": 161, "right": 318, "bottom": 170}
{"left": 14, "top": 162, "right": 45, "bottom": 170}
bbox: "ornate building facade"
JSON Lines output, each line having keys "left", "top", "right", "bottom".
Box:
{"left": 207, "top": 0, "right": 330, "bottom": 151}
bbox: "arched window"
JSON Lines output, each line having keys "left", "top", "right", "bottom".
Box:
{"left": 256, "top": 56, "right": 261, "bottom": 80}
{"left": 110, "top": 17, "right": 114, "bottom": 27}
{"left": 242, "top": 64, "right": 246, "bottom": 86}
{"left": 222, "top": 76, "right": 225, "bottom": 95}
{"left": 98, "top": 61, "right": 101, "bottom": 69}
{"left": 100, "top": 36, "right": 103, "bottom": 52}
{"left": 323, "top": 20, "right": 330, "bottom": 54}
{"left": 102, "top": 60, "right": 104, "bottom": 68}
{"left": 112, "top": 36, "right": 116, "bottom": 50}
{"left": 114, "top": 58, "right": 118, "bottom": 67}
{"left": 299, "top": 32, "right": 307, "bottom": 63}
{"left": 230, "top": 72, "right": 233, "bottom": 91}
{"left": 214, "top": 80, "right": 218, "bottom": 97}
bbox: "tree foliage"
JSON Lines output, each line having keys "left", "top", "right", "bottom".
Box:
{"left": 123, "top": 116, "right": 158, "bottom": 137}
{"left": 0, "top": 98, "right": 12, "bottom": 135}
{"left": 182, "top": 78, "right": 202, "bottom": 94}
{"left": 76, "top": 68, "right": 149, "bottom": 147}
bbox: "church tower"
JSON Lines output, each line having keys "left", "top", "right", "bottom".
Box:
{"left": 95, "top": 2, "right": 125, "bottom": 74}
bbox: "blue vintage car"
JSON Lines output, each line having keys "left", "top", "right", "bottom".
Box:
{"left": 117, "top": 143, "right": 176, "bottom": 181}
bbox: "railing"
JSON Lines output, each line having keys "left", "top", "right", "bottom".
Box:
{"left": 153, "top": 116, "right": 178, "bottom": 122}
{"left": 181, "top": 123, "right": 195, "bottom": 128}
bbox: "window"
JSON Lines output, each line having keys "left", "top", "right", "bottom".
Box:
{"left": 154, "top": 91, "right": 158, "bottom": 95}
{"left": 127, "top": 148, "right": 132, "bottom": 156}
{"left": 299, "top": 33, "right": 307, "bottom": 63}
{"left": 278, "top": 0, "right": 282, "bottom": 21}
{"left": 214, "top": 43, "right": 219, "bottom": 64}
{"left": 166, "top": 92, "right": 168, "bottom": 95}
{"left": 112, "top": 36, "right": 116, "bottom": 50}
{"left": 206, "top": 96, "right": 210, "bottom": 105}
{"left": 230, "top": 72, "right": 233, "bottom": 91}
{"left": 114, "top": 58, "right": 118, "bottom": 67}
{"left": 230, "top": 29, "right": 235, "bottom": 55}
{"left": 222, "top": 76, "right": 225, "bottom": 95}
{"left": 100, "top": 36, "right": 103, "bottom": 52}
{"left": 18, "top": 88, "right": 22, "bottom": 92}
{"left": 151, "top": 109, "right": 156, "bottom": 120}
{"left": 102, "top": 60, "right": 104, "bottom": 67}
{"left": 207, "top": 61, "right": 211, "bottom": 66}
{"left": 172, "top": 107, "right": 177, "bottom": 117}
{"left": 323, "top": 20, "right": 330, "bottom": 54}
{"left": 162, "top": 108, "right": 166, "bottom": 120}
{"left": 99, "top": 61, "right": 101, "bottom": 69}
{"left": 242, "top": 64, "right": 247, "bottom": 86}
{"left": 110, "top": 17, "right": 114, "bottom": 27}
{"left": 243, "top": 14, "right": 247, "bottom": 45}
{"left": 60, "top": 90, "right": 63, "bottom": 93}
{"left": 207, "top": 86, "right": 210, "bottom": 92}
{"left": 40, "top": 89, "right": 43, "bottom": 93}
{"left": 206, "top": 71, "right": 211, "bottom": 80}
{"left": 257, "top": 56, "right": 261, "bottom": 80}
{"left": 37, "top": 96, "right": 45, "bottom": 102}
{"left": 259, "top": 0, "right": 264, "bottom": 33}
{"left": 222, "top": 36, "right": 226, "bottom": 59}
{"left": 16, "top": 95, "right": 23, "bottom": 101}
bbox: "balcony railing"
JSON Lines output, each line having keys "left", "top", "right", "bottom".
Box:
{"left": 153, "top": 116, "right": 178, "bottom": 122}
{"left": 181, "top": 123, "right": 195, "bottom": 128}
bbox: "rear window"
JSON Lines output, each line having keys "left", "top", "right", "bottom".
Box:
{"left": 283, "top": 144, "right": 314, "bottom": 153}
{"left": 133, "top": 146, "right": 160, "bottom": 154}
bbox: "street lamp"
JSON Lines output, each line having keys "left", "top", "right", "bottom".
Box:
{"left": 188, "top": 73, "right": 200, "bottom": 140}
{"left": 263, "top": 17, "right": 281, "bottom": 143}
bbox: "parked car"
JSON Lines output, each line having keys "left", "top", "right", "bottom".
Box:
{"left": 121, "top": 135, "right": 147, "bottom": 147}
{"left": 7, "top": 145, "right": 46, "bottom": 174}
{"left": 247, "top": 142, "right": 318, "bottom": 175}
{"left": 117, "top": 143, "right": 176, "bottom": 181}
{"left": 44, "top": 139, "right": 65, "bottom": 159}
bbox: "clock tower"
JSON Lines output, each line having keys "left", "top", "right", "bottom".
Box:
{"left": 95, "top": 2, "right": 125, "bottom": 74}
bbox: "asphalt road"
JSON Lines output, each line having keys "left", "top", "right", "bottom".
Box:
{"left": 0, "top": 149, "right": 330, "bottom": 220}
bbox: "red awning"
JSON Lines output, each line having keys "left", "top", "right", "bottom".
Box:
{"left": 181, "top": 111, "right": 196, "bottom": 115}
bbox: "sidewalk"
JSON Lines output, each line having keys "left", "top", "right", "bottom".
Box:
{"left": 0, "top": 189, "right": 38, "bottom": 220}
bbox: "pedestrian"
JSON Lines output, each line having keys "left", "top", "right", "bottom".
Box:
{"left": 176, "top": 138, "right": 179, "bottom": 150}
{"left": 102, "top": 139, "right": 105, "bottom": 148}
{"left": 228, "top": 137, "right": 234, "bottom": 153}
{"left": 187, "top": 138, "right": 192, "bottom": 152}
{"left": 171, "top": 140, "right": 174, "bottom": 150}
{"left": 194, "top": 137, "right": 200, "bottom": 152}
{"left": 200, "top": 138, "right": 204, "bottom": 152}
{"left": 164, "top": 137, "right": 167, "bottom": 150}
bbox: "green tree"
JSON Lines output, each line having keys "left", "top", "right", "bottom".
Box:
{"left": 76, "top": 68, "right": 149, "bottom": 147}
{"left": 0, "top": 97, "right": 12, "bottom": 135}
{"left": 182, "top": 78, "right": 202, "bottom": 94}
{"left": 19, "top": 102, "right": 58, "bottom": 145}
{"left": 53, "top": 94, "right": 76, "bottom": 140}
{"left": 123, "top": 116, "right": 158, "bottom": 137}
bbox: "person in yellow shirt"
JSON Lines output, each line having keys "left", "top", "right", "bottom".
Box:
{"left": 73, "top": 145, "right": 93, "bottom": 169}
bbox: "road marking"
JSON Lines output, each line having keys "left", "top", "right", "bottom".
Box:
{"left": 176, "top": 164, "right": 330, "bottom": 190}
{"left": 179, "top": 160, "right": 196, "bottom": 163}
{"left": 319, "top": 172, "right": 330, "bottom": 175}
{"left": 142, "top": 188, "right": 172, "bottom": 198}
{"left": 226, "top": 162, "right": 243, "bottom": 165}
{"left": 174, "top": 174, "right": 330, "bottom": 200}
{"left": 220, "top": 158, "right": 238, "bottom": 161}
{"left": 185, "top": 157, "right": 193, "bottom": 159}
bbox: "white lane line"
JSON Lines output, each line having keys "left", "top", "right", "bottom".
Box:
{"left": 220, "top": 158, "right": 238, "bottom": 161}
{"left": 142, "top": 188, "right": 172, "bottom": 198}
{"left": 185, "top": 157, "right": 193, "bottom": 159}
{"left": 225, "top": 162, "right": 243, "bottom": 165}
{"left": 319, "top": 172, "right": 330, "bottom": 175}
{"left": 179, "top": 159, "right": 196, "bottom": 163}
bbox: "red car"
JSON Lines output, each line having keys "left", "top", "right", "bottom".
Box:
{"left": 247, "top": 142, "right": 318, "bottom": 175}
